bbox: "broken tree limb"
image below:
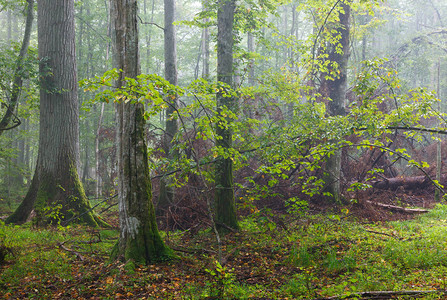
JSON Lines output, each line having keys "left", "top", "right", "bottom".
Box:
{"left": 366, "top": 200, "right": 429, "bottom": 214}
{"left": 58, "top": 242, "right": 84, "bottom": 261}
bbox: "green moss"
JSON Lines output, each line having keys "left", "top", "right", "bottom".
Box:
{"left": 30, "top": 160, "right": 108, "bottom": 228}
{"left": 110, "top": 104, "right": 173, "bottom": 265}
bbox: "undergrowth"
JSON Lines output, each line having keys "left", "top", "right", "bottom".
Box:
{"left": 1, "top": 204, "right": 447, "bottom": 298}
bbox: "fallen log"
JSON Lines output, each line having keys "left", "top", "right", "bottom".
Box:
{"left": 371, "top": 175, "right": 430, "bottom": 190}
{"left": 312, "top": 289, "right": 445, "bottom": 299}
{"left": 366, "top": 200, "right": 429, "bottom": 213}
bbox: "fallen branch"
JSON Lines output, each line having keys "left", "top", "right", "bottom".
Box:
{"left": 312, "top": 289, "right": 445, "bottom": 299}
{"left": 58, "top": 242, "right": 84, "bottom": 261}
{"left": 364, "top": 229, "right": 402, "bottom": 240}
{"left": 169, "top": 246, "right": 216, "bottom": 255}
{"left": 366, "top": 200, "right": 429, "bottom": 213}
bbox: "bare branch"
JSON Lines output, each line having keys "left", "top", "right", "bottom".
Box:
{"left": 137, "top": 15, "right": 164, "bottom": 31}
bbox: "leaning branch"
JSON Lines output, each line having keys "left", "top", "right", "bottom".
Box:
{"left": 358, "top": 126, "right": 447, "bottom": 135}
{"left": 137, "top": 15, "right": 164, "bottom": 31}
{"left": 0, "top": 0, "right": 34, "bottom": 135}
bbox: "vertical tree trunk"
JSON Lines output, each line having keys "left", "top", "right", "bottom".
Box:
{"left": 435, "top": 61, "right": 442, "bottom": 201}
{"left": 7, "top": 9, "right": 11, "bottom": 42}
{"left": 143, "top": 0, "right": 156, "bottom": 74}
{"left": 215, "top": 0, "right": 239, "bottom": 232}
{"left": 0, "top": 0, "right": 34, "bottom": 135}
{"left": 319, "top": 2, "right": 351, "bottom": 203}
{"left": 110, "top": 0, "right": 170, "bottom": 264}
{"left": 158, "top": 0, "right": 179, "bottom": 213}
{"left": 8, "top": 0, "right": 104, "bottom": 227}
{"left": 247, "top": 32, "right": 255, "bottom": 87}
{"left": 95, "top": 103, "right": 105, "bottom": 198}
{"left": 202, "top": 18, "right": 210, "bottom": 78}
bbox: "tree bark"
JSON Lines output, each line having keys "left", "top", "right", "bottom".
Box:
{"left": 110, "top": 0, "right": 170, "bottom": 264}
{"left": 95, "top": 103, "right": 105, "bottom": 198}
{"left": 319, "top": 2, "right": 351, "bottom": 203}
{"left": 215, "top": 0, "right": 239, "bottom": 232}
{"left": 158, "top": 0, "right": 179, "bottom": 214}
{"left": 202, "top": 24, "right": 210, "bottom": 78}
{"left": 8, "top": 0, "right": 105, "bottom": 227}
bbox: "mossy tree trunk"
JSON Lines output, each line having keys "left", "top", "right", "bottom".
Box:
{"left": 7, "top": 0, "right": 104, "bottom": 227}
{"left": 319, "top": 1, "right": 351, "bottom": 203}
{"left": 215, "top": 0, "right": 239, "bottom": 232}
{"left": 110, "top": 0, "right": 171, "bottom": 264}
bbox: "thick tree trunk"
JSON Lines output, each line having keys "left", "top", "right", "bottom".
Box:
{"left": 34, "top": 0, "right": 104, "bottom": 226}
{"left": 215, "top": 0, "right": 239, "bottom": 232}
{"left": 8, "top": 0, "right": 104, "bottom": 227}
{"left": 158, "top": 0, "right": 179, "bottom": 213}
{"left": 110, "top": 0, "right": 170, "bottom": 264}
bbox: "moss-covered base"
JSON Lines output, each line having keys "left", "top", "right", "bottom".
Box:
{"left": 21, "top": 161, "right": 109, "bottom": 228}
{"left": 110, "top": 229, "right": 174, "bottom": 266}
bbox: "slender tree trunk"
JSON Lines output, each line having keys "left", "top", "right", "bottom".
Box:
{"left": 7, "top": 9, "right": 11, "bottom": 42}
{"left": 110, "top": 0, "right": 170, "bottom": 264}
{"left": 319, "top": 2, "right": 351, "bottom": 203}
{"left": 215, "top": 0, "right": 239, "bottom": 232}
{"left": 95, "top": 103, "right": 105, "bottom": 198}
{"left": 202, "top": 22, "right": 210, "bottom": 78}
{"left": 435, "top": 61, "right": 442, "bottom": 201}
{"left": 0, "top": 0, "right": 34, "bottom": 135}
{"left": 247, "top": 32, "right": 255, "bottom": 87}
{"left": 143, "top": 0, "right": 156, "bottom": 73}
{"left": 158, "top": 0, "right": 179, "bottom": 213}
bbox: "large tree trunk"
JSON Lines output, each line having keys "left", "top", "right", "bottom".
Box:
{"left": 34, "top": 0, "right": 104, "bottom": 226}
{"left": 215, "top": 0, "right": 239, "bottom": 232}
{"left": 110, "top": 0, "right": 170, "bottom": 264}
{"left": 158, "top": 0, "right": 179, "bottom": 214}
{"left": 7, "top": 0, "right": 104, "bottom": 227}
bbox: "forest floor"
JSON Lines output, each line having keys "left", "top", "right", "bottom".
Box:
{"left": 1, "top": 192, "right": 447, "bottom": 299}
